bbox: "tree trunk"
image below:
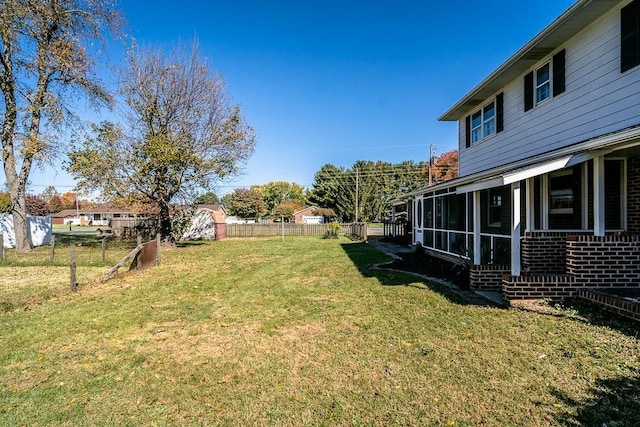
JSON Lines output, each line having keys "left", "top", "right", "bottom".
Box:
{"left": 158, "top": 199, "right": 173, "bottom": 242}
{"left": 9, "top": 185, "right": 31, "bottom": 252}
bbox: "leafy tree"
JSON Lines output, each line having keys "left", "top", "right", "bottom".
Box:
{"left": 431, "top": 149, "right": 459, "bottom": 182}
{"left": 308, "top": 164, "right": 343, "bottom": 214}
{"left": 227, "top": 188, "right": 265, "bottom": 219}
{"left": 60, "top": 192, "right": 80, "bottom": 210}
{"left": 25, "top": 194, "right": 49, "bottom": 215}
{"left": 0, "top": 0, "right": 121, "bottom": 251}
{"left": 195, "top": 191, "right": 220, "bottom": 205}
{"left": 0, "top": 192, "right": 11, "bottom": 213}
{"left": 40, "top": 186, "right": 59, "bottom": 202}
{"left": 49, "top": 194, "right": 64, "bottom": 213}
{"left": 67, "top": 42, "right": 256, "bottom": 241}
{"left": 252, "top": 181, "right": 307, "bottom": 216}
{"left": 273, "top": 200, "right": 302, "bottom": 220}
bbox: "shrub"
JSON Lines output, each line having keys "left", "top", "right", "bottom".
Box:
{"left": 323, "top": 222, "right": 342, "bottom": 239}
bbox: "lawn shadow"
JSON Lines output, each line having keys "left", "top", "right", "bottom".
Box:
{"left": 550, "top": 374, "right": 640, "bottom": 426}
{"left": 340, "top": 241, "right": 489, "bottom": 307}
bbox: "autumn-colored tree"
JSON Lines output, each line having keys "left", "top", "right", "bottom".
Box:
{"left": 25, "top": 195, "right": 50, "bottom": 216}
{"left": 273, "top": 200, "right": 302, "bottom": 220}
{"left": 48, "top": 195, "right": 64, "bottom": 213}
{"left": 67, "top": 42, "right": 255, "bottom": 241}
{"left": 60, "top": 192, "right": 80, "bottom": 210}
{"left": 431, "top": 149, "right": 459, "bottom": 183}
{"left": 0, "top": 0, "right": 121, "bottom": 251}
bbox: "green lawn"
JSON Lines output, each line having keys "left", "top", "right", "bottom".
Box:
{"left": 1, "top": 237, "right": 639, "bottom": 425}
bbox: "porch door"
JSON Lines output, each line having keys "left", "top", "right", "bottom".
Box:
{"left": 414, "top": 198, "right": 423, "bottom": 245}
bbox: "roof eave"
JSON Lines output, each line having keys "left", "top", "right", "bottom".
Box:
{"left": 438, "top": 0, "right": 619, "bottom": 121}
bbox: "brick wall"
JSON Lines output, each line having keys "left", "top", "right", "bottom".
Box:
{"left": 577, "top": 289, "right": 640, "bottom": 322}
{"left": 470, "top": 264, "right": 510, "bottom": 292}
{"left": 503, "top": 274, "right": 576, "bottom": 300}
{"left": 566, "top": 235, "right": 640, "bottom": 287}
{"left": 522, "top": 232, "right": 569, "bottom": 274}
{"left": 628, "top": 156, "right": 640, "bottom": 234}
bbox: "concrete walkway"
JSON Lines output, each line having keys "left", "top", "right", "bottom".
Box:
{"left": 368, "top": 237, "right": 504, "bottom": 307}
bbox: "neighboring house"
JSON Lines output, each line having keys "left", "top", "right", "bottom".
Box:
{"left": 292, "top": 206, "right": 324, "bottom": 224}
{"left": 52, "top": 208, "right": 135, "bottom": 226}
{"left": 393, "top": 0, "right": 640, "bottom": 301}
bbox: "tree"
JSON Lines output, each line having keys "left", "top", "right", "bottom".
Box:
{"left": 273, "top": 200, "right": 302, "bottom": 220}
{"left": 0, "top": 192, "right": 11, "bottom": 213}
{"left": 60, "top": 191, "right": 79, "bottom": 210}
{"left": 0, "top": 0, "right": 121, "bottom": 251}
{"left": 48, "top": 194, "right": 64, "bottom": 213}
{"left": 195, "top": 191, "right": 220, "bottom": 205}
{"left": 67, "top": 42, "right": 256, "bottom": 241}
{"left": 226, "top": 188, "right": 265, "bottom": 219}
{"left": 39, "top": 186, "right": 59, "bottom": 202}
{"left": 25, "top": 194, "right": 49, "bottom": 215}
{"left": 431, "top": 149, "right": 459, "bottom": 183}
{"left": 252, "top": 181, "right": 307, "bottom": 216}
{"left": 308, "top": 164, "right": 343, "bottom": 214}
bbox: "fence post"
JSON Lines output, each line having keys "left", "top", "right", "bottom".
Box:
{"left": 70, "top": 244, "right": 77, "bottom": 292}
{"left": 156, "top": 233, "right": 161, "bottom": 266}
{"left": 50, "top": 234, "right": 55, "bottom": 262}
{"left": 101, "top": 237, "right": 107, "bottom": 263}
{"left": 0, "top": 235, "right": 4, "bottom": 261}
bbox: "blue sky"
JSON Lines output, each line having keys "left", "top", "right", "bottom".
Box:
{"left": 26, "top": 0, "right": 576, "bottom": 196}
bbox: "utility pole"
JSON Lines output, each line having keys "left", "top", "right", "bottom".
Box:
{"left": 428, "top": 145, "right": 436, "bottom": 186}
{"left": 355, "top": 168, "right": 359, "bottom": 223}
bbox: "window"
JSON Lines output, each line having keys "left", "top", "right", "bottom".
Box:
{"left": 524, "top": 49, "right": 566, "bottom": 111}
{"left": 535, "top": 63, "right": 551, "bottom": 104}
{"left": 470, "top": 101, "right": 495, "bottom": 143}
{"left": 488, "top": 189, "right": 502, "bottom": 227}
{"left": 465, "top": 93, "right": 503, "bottom": 147}
{"left": 549, "top": 170, "right": 574, "bottom": 214}
{"left": 622, "top": 0, "right": 640, "bottom": 72}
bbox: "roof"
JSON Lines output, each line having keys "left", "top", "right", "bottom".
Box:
{"left": 439, "top": 0, "right": 621, "bottom": 121}
{"left": 390, "top": 125, "right": 640, "bottom": 203}
{"left": 293, "top": 206, "right": 319, "bottom": 216}
{"left": 196, "top": 204, "right": 226, "bottom": 214}
{"left": 51, "top": 208, "right": 132, "bottom": 218}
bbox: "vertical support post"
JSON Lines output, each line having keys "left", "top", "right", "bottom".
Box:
{"left": 511, "top": 182, "right": 522, "bottom": 276}
{"left": 473, "top": 191, "right": 481, "bottom": 265}
{"left": 50, "top": 234, "right": 55, "bottom": 262}
{"left": 594, "top": 156, "right": 606, "bottom": 236}
{"left": 525, "top": 178, "right": 534, "bottom": 231}
{"left": 0, "top": 235, "right": 4, "bottom": 261}
{"left": 541, "top": 175, "right": 549, "bottom": 230}
{"left": 582, "top": 162, "right": 589, "bottom": 230}
{"left": 156, "top": 233, "right": 161, "bottom": 266}
{"left": 70, "top": 244, "right": 77, "bottom": 292}
{"left": 137, "top": 235, "right": 142, "bottom": 246}
{"left": 281, "top": 216, "right": 285, "bottom": 243}
{"left": 101, "top": 237, "right": 107, "bottom": 263}
{"left": 355, "top": 168, "right": 359, "bottom": 223}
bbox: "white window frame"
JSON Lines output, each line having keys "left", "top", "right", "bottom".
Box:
{"left": 470, "top": 99, "right": 496, "bottom": 144}
{"left": 535, "top": 62, "right": 551, "bottom": 105}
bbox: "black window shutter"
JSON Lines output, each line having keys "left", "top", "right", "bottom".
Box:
{"left": 465, "top": 115, "right": 471, "bottom": 148}
{"left": 552, "top": 49, "right": 566, "bottom": 96}
{"left": 524, "top": 71, "right": 534, "bottom": 111}
{"left": 496, "top": 92, "right": 504, "bottom": 133}
{"left": 621, "top": 0, "right": 640, "bottom": 73}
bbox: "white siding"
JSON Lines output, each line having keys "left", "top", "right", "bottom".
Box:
{"left": 459, "top": 1, "right": 640, "bottom": 176}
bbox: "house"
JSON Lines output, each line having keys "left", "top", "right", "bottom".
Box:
{"left": 52, "top": 208, "right": 135, "bottom": 226}
{"left": 292, "top": 206, "right": 324, "bottom": 224}
{"left": 394, "top": 0, "right": 640, "bottom": 302}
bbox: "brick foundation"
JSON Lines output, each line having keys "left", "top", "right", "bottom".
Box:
{"left": 503, "top": 274, "right": 576, "bottom": 299}
{"left": 566, "top": 235, "right": 640, "bottom": 287}
{"left": 577, "top": 288, "right": 640, "bottom": 322}
{"left": 470, "top": 264, "right": 510, "bottom": 292}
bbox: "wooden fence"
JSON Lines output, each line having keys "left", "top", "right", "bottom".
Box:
{"left": 225, "top": 223, "right": 367, "bottom": 240}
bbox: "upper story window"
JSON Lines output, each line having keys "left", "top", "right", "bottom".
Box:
{"left": 622, "top": 0, "right": 640, "bottom": 72}
{"left": 536, "top": 63, "right": 551, "bottom": 104}
{"left": 465, "top": 93, "right": 503, "bottom": 147}
{"left": 524, "top": 49, "right": 565, "bottom": 111}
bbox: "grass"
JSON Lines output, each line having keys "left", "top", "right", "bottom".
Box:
{"left": 1, "top": 236, "right": 639, "bottom": 425}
